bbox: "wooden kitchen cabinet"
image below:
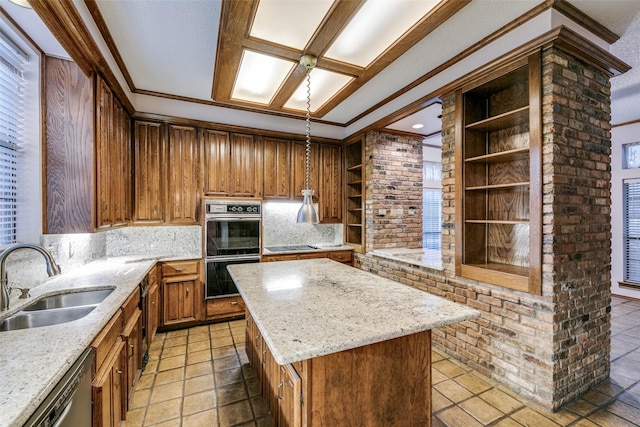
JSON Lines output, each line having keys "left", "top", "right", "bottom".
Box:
{"left": 291, "top": 141, "right": 319, "bottom": 201}
{"left": 262, "top": 137, "right": 291, "bottom": 199}
{"left": 146, "top": 266, "right": 160, "bottom": 346}
{"left": 245, "top": 310, "right": 263, "bottom": 389}
{"left": 45, "top": 59, "right": 132, "bottom": 233}
{"left": 133, "top": 120, "right": 164, "bottom": 224}
{"left": 167, "top": 125, "right": 202, "bottom": 224}
{"left": 344, "top": 137, "right": 364, "bottom": 252}
{"left": 318, "top": 144, "right": 342, "bottom": 223}
{"left": 160, "top": 260, "right": 202, "bottom": 326}
{"left": 205, "top": 295, "right": 245, "bottom": 320}
{"left": 203, "top": 130, "right": 262, "bottom": 197}
{"left": 262, "top": 249, "right": 353, "bottom": 266}
{"left": 455, "top": 53, "right": 541, "bottom": 294}
{"left": 121, "top": 287, "right": 142, "bottom": 409}
{"left": 91, "top": 309, "right": 125, "bottom": 427}
{"left": 279, "top": 364, "right": 303, "bottom": 427}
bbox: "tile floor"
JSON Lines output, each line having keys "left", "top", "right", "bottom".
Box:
{"left": 125, "top": 295, "right": 640, "bottom": 426}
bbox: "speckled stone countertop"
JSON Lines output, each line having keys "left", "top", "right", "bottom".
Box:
{"left": 227, "top": 258, "right": 479, "bottom": 365}
{"left": 0, "top": 255, "right": 188, "bottom": 427}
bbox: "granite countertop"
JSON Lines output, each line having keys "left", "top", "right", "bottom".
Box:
{"left": 262, "top": 244, "right": 353, "bottom": 255}
{"left": 0, "top": 254, "right": 188, "bottom": 427}
{"left": 227, "top": 258, "right": 479, "bottom": 365}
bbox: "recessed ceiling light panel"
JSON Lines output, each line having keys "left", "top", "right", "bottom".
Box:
{"left": 284, "top": 68, "right": 354, "bottom": 112}
{"left": 324, "top": 0, "right": 440, "bottom": 67}
{"left": 231, "top": 50, "right": 295, "bottom": 105}
{"left": 250, "top": 0, "right": 335, "bottom": 50}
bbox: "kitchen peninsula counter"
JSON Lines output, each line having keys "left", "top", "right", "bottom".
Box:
{"left": 228, "top": 258, "right": 479, "bottom": 426}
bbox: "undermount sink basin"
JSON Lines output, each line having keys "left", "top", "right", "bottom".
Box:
{"left": 22, "top": 288, "right": 114, "bottom": 311}
{"left": 0, "top": 288, "right": 114, "bottom": 331}
{"left": 0, "top": 306, "right": 97, "bottom": 331}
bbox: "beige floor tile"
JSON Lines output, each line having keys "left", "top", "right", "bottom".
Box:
{"left": 210, "top": 322, "right": 229, "bottom": 331}
{"left": 564, "top": 398, "right": 598, "bottom": 416}
{"left": 145, "top": 359, "right": 159, "bottom": 373}
{"left": 251, "top": 395, "right": 271, "bottom": 418}
{"left": 212, "top": 345, "right": 237, "bottom": 359}
{"left": 166, "top": 329, "right": 188, "bottom": 337}
{"left": 454, "top": 372, "right": 493, "bottom": 394}
{"left": 164, "top": 336, "right": 187, "bottom": 348}
{"left": 587, "top": 408, "right": 640, "bottom": 427}
{"left": 182, "top": 409, "right": 219, "bottom": 427}
{"left": 142, "top": 397, "right": 182, "bottom": 425}
{"left": 256, "top": 415, "right": 277, "bottom": 427}
{"left": 212, "top": 336, "right": 235, "bottom": 348}
{"left": 459, "top": 396, "right": 504, "bottom": 424}
{"left": 432, "top": 389, "right": 454, "bottom": 413}
{"left": 214, "top": 355, "right": 240, "bottom": 372}
{"left": 144, "top": 418, "right": 181, "bottom": 427}
{"left": 189, "top": 325, "right": 210, "bottom": 334}
{"left": 217, "top": 381, "right": 250, "bottom": 405}
{"left": 437, "top": 406, "right": 483, "bottom": 427}
{"left": 229, "top": 320, "right": 244, "bottom": 328}
{"left": 149, "top": 381, "right": 184, "bottom": 404}
{"left": 492, "top": 418, "right": 525, "bottom": 427}
{"left": 161, "top": 345, "right": 186, "bottom": 358}
{"left": 570, "top": 420, "right": 600, "bottom": 427}
{"left": 241, "top": 362, "right": 256, "bottom": 380}
{"left": 185, "top": 361, "right": 214, "bottom": 379}
{"left": 182, "top": 389, "right": 216, "bottom": 415}
{"left": 510, "top": 408, "right": 561, "bottom": 427}
{"left": 137, "top": 372, "right": 155, "bottom": 390}
{"left": 245, "top": 376, "right": 262, "bottom": 397}
{"left": 188, "top": 339, "right": 211, "bottom": 353}
{"left": 124, "top": 407, "right": 145, "bottom": 427}
{"left": 154, "top": 367, "right": 184, "bottom": 386}
{"left": 218, "top": 399, "right": 255, "bottom": 426}
{"left": 433, "top": 379, "right": 474, "bottom": 403}
{"left": 479, "top": 388, "right": 524, "bottom": 413}
{"left": 433, "top": 359, "right": 467, "bottom": 378}
{"left": 187, "top": 349, "right": 212, "bottom": 365}
{"left": 184, "top": 374, "right": 214, "bottom": 395}
{"left": 129, "top": 388, "right": 152, "bottom": 410}
{"left": 540, "top": 407, "right": 581, "bottom": 426}
{"left": 602, "top": 400, "right": 640, "bottom": 424}
{"left": 211, "top": 328, "right": 232, "bottom": 339}
{"left": 188, "top": 332, "right": 210, "bottom": 343}
{"left": 157, "top": 354, "right": 186, "bottom": 372}
{"left": 432, "top": 367, "right": 448, "bottom": 385}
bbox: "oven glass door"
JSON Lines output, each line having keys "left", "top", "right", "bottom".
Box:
{"left": 206, "top": 256, "right": 260, "bottom": 299}
{"left": 206, "top": 218, "right": 260, "bottom": 257}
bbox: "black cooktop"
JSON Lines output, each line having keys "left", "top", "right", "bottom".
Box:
{"left": 265, "top": 245, "right": 317, "bottom": 252}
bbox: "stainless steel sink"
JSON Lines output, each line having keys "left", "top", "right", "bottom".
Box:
{"left": 0, "top": 306, "right": 97, "bottom": 331}
{"left": 22, "top": 288, "right": 114, "bottom": 311}
{"left": 0, "top": 288, "right": 114, "bottom": 331}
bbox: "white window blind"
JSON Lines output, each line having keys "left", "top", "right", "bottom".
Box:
{"left": 0, "top": 31, "right": 27, "bottom": 245}
{"left": 624, "top": 179, "right": 640, "bottom": 283}
{"left": 423, "top": 160, "right": 442, "bottom": 250}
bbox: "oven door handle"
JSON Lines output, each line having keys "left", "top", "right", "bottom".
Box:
{"left": 206, "top": 216, "right": 261, "bottom": 221}
{"left": 207, "top": 255, "right": 261, "bottom": 262}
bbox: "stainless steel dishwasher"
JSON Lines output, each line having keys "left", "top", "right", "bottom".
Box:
{"left": 24, "top": 348, "right": 93, "bottom": 427}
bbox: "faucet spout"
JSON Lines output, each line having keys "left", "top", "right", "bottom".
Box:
{"left": 0, "top": 243, "right": 61, "bottom": 311}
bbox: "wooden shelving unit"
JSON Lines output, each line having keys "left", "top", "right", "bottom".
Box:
{"left": 345, "top": 138, "right": 364, "bottom": 252}
{"left": 455, "top": 53, "right": 541, "bottom": 294}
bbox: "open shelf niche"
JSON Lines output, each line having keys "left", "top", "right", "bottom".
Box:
{"left": 344, "top": 137, "right": 364, "bottom": 252}
{"left": 455, "top": 52, "right": 541, "bottom": 294}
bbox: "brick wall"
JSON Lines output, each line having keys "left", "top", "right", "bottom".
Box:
{"left": 355, "top": 47, "right": 612, "bottom": 411}
{"left": 364, "top": 131, "right": 423, "bottom": 250}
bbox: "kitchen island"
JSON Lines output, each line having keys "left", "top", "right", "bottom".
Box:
{"left": 228, "top": 258, "right": 479, "bottom": 426}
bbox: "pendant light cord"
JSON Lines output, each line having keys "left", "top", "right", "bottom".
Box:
{"left": 305, "top": 68, "right": 312, "bottom": 190}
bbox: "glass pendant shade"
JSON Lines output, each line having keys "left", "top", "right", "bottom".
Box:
{"left": 297, "top": 189, "right": 319, "bottom": 223}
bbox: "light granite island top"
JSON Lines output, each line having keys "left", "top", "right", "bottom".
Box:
{"left": 227, "top": 258, "right": 479, "bottom": 365}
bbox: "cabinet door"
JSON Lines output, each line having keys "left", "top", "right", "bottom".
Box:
{"left": 167, "top": 125, "right": 201, "bottom": 224}
{"left": 147, "top": 282, "right": 159, "bottom": 346}
{"left": 263, "top": 344, "right": 280, "bottom": 418}
{"left": 122, "top": 309, "right": 142, "bottom": 409}
{"left": 92, "top": 340, "right": 126, "bottom": 427}
{"left": 231, "top": 133, "right": 259, "bottom": 197}
{"left": 203, "top": 129, "right": 231, "bottom": 195}
{"left": 291, "top": 141, "right": 318, "bottom": 200}
{"left": 318, "top": 144, "right": 342, "bottom": 223}
{"left": 96, "top": 78, "right": 113, "bottom": 229}
{"left": 162, "top": 275, "right": 198, "bottom": 325}
{"left": 263, "top": 137, "right": 290, "bottom": 199}
{"left": 279, "top": 364, "right": 302, "bottom": 427}
{"left": 133, "top": 121, "right": 164, "bottom": 223}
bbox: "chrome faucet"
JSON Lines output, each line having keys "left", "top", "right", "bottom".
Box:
{"left": 0, "top": 243, "right": 61, "bottom": 311}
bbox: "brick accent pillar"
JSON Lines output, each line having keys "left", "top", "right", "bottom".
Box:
{"left": 541, "top": 46, "right": 612, "bottom": 407}
{"left": 364, "top": 131, "right": 423, "bottom": 250}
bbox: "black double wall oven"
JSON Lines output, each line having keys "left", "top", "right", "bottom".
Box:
{"left": 204, "top": 199, "right": 261, "bottom": 299}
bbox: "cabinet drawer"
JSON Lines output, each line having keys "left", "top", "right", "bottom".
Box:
{"left": 328, "top": 250, "right": 353, "bottom": 264}
{"left": 122, "top": 287, "right": 140, "bottom": 320}
{"left": 206, "top": 296, "right": 245, "bottom": 318}
{"left": 161, "top": 260, "right": 199, "bottom": 277}
{"left": 91, "top": 309, "right": 124, "bottom": 370}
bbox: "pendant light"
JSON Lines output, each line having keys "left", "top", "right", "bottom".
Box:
{"left": 297, "top": 54, "right": 319, "bottom": 224}
{"left": 8, "top": 0, "right": 31, "bottom": 8}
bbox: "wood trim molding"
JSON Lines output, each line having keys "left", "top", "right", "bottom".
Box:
{"left": 613, "top": 118, "right": 640, "bottom": 128}
{"left": 29, "top": 0, "right": 134, "bottom": 113}
{"left": 551, "top": 0, "right": 620, "bottom": 44}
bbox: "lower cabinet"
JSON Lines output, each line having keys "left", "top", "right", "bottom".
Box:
{"left": 147, "top": 267, "right": 160, "bottom": 345}
{"left": 205, "top": 294, "right": 245, "bottom": 320}
{"left": 262, "top": 249, "right": 353, "bottom": 266}
{"left": 92, "top": 340, "right": 126, "bottom": 427}
{"left": 160, "top": 260, "right": 202, "bottom": 326}
{"left": 121, "top": 287, "right": 142, "bottom": 407}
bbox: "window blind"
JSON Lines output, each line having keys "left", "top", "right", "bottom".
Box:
{"left": 0, "top": 31, "right": 27, "bottom": 245}
{"left": 423, "top": 189, "right": 441, "bottom": 250}
{"left": 624, "top": 179, "right": 640, "bottom": 283}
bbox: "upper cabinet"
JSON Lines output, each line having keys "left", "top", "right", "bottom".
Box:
{"left": 318, "top": 144, "right": 342, "bottom": 223}
{"left": 132, "top": 121, "right": 164, "bottom": 224}
{"left": 44, "top": 57, "right": 131, "bottom": 233}
{"left": 455, "top": 53, "right": 541, "bottom": 294}
{"left": 203, "top": 131, "right": 262, "bottom": 198}
{"left": 291, "top": 141, "right": 319, "bottom": 201}
{"left": 262, "top": 137, "right": 290, "bottom": 199}
{"left": 167, "top": 125, "right": 202, "bottom": 224}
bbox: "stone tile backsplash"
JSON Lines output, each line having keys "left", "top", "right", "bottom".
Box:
{"left": 261, "top": 201, "right": 343, "bottom": 247}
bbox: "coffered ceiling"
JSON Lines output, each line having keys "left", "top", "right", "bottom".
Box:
{"left": 3, "top": 0, "right": 640, "bottom": 138}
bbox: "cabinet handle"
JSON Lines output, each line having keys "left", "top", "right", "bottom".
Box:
{"left": 236, "top": 179, "right": 240, "bottom": 188}
{"left": 221, "top": 178, "right": 224, "bottom": 187}
{"left": 129, "top": 343, "right": 134, "bottom": 349}
{"left": 186, "top": 287, "right": 189, "bottom": 296}
{"left": 230, "top": 301, "right": 238, "bottom": 305}
{"left": 174, "top": 267, "right": 187, "bottom": 271}
{"left": 277, "top": 381, "right": 284, "bottom": 400}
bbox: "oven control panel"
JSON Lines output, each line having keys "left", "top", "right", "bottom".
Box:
{"left": 205, "top": 200, "right": 261, "bottom": 216}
